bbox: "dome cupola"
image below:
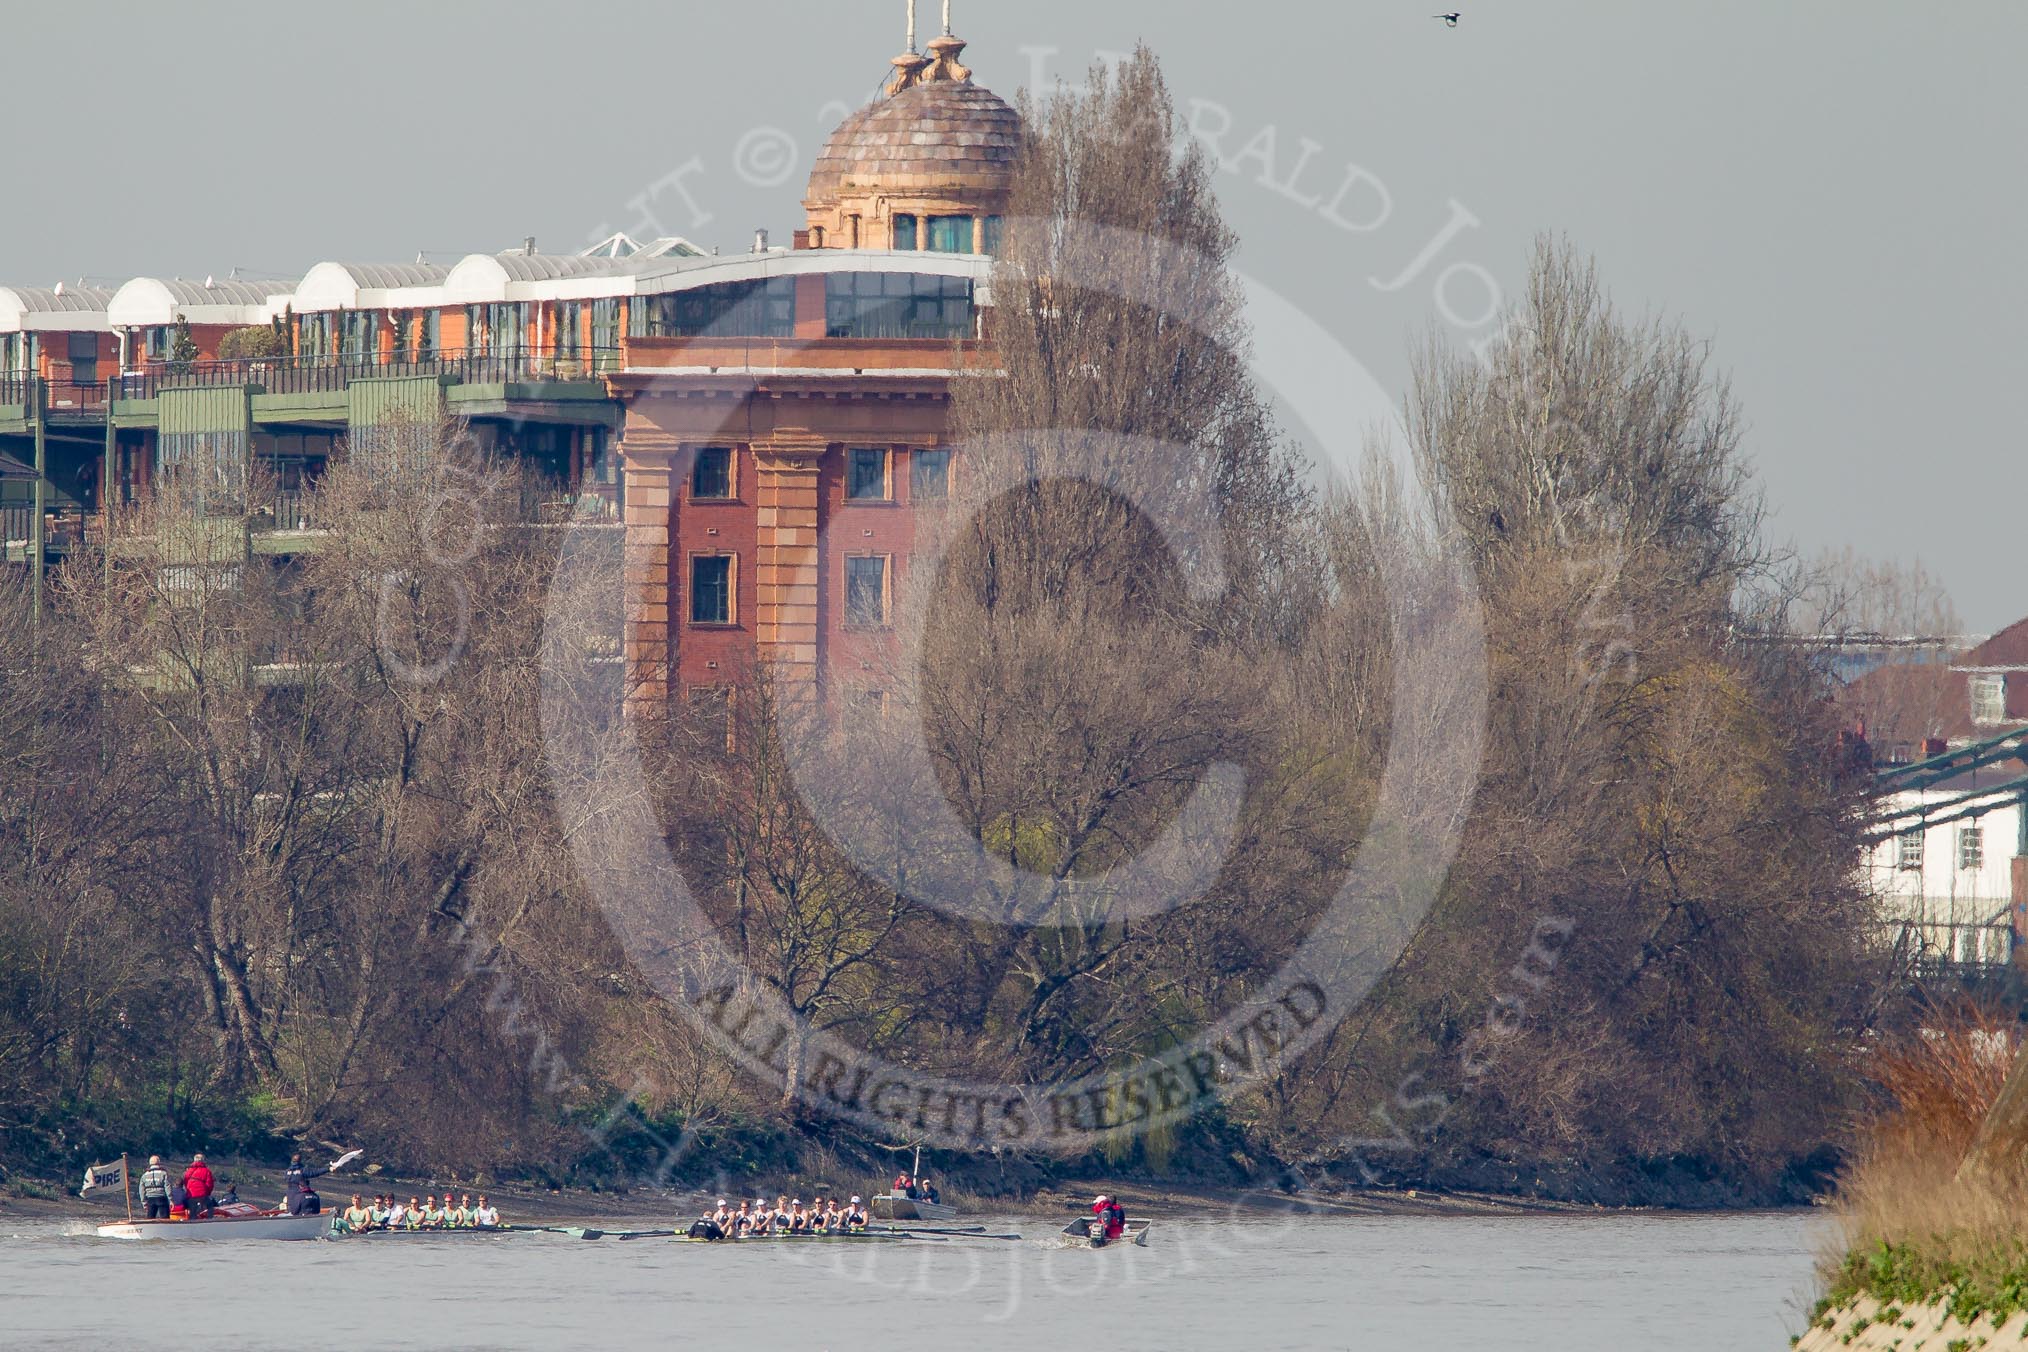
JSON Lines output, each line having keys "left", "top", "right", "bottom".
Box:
{"left": 803, "top": 18, "right": 1021, "bottom": 254}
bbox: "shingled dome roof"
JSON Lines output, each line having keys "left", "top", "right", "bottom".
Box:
{"left": 806, "top": 79, "right": 1022, "bottom": 206}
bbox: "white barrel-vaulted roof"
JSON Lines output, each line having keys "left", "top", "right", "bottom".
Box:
{"left": 0, "top": 284, "right": 115, "bottom": 333}
{"left": 441, "top": 247, "right": 994, "bottom": 306}
{"left": 107, "top": 276, "right": 295, "bottom": 329}
{"left": 442, "top": 252, "right": 668, "bottom": 304}
{"left": 292, "top": 261, "right": 449, "bottom": 313}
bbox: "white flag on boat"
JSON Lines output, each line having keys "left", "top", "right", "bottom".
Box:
{"left": 79, "top": 1159, "right": 126, "bottom": 1197}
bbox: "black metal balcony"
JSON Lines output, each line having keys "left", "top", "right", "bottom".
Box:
{"left": 114, "top": 346, "right": 622, "bottom": 400}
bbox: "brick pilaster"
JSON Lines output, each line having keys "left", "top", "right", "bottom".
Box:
{"left": 623, "top": 451, "right": 678, "bottom": 710}
{"left": 755, "top": 438, "right": 826, "bottom": 682}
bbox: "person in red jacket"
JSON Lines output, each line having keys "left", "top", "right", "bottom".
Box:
{"left": 181, "top": 1154, "right": 216, "bottom": 1220}
{"left": 1091, "top": 1195, "right": 1125, "bottom": 1242}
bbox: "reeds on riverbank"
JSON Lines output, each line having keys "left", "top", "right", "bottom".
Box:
{"left": 1819, "top": 1003, "right": 2028, "bottom": 1325}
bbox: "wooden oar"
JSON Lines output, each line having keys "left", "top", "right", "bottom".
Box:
{"left": 505, "top": 1224, "right": 607, "bottom": 1239}
{"left": 883, "top": 1225, "right": 987, "bottom": 1234}
{"left": 877, "top": 1226, "right": 1021, "bottom": 1240}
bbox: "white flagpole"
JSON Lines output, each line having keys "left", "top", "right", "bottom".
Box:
{"left": 122, "top": 1153, "right": 132, "bottom": 1222}
{"left": 943, "top": 0, "right": 952, "bottom": 35}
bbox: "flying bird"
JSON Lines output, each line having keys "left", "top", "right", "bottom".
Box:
{"left": 1434, "top": 11, "right": 1461, "bottom": 26}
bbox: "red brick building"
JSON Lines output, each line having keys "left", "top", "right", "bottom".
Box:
{"left": 4, "top": 25, "right": 1018, "bottom": 701}
{"left": 611, "top": 32, "right": 1017, "bottom": 702}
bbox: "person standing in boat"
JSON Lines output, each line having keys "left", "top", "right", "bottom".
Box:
{"left": 181, "top": 1153, "right": 217, "bottom": 1219}
{"left": 281, "top": 1154, "right": 326, "bottom": 1215}
{"left": 138, "top": 1156, "right": 173, "bottom": 1220}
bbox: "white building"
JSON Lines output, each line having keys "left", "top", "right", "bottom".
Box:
{"left": 1865, "top": 736, "right": 2027, "bottom": 973}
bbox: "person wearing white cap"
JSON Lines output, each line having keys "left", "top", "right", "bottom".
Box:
{"left": 844, "top": 1195, "right": 868, "bottom": 1230}
{"left": 138, "top": 1156, "right": 173, "bottom": 1219}
{"left": 711, "top": 1198, "right": 732, "bottom": 1230}
{"left": 1089, "top": 1194, "right": 1125, "bottom": 1244}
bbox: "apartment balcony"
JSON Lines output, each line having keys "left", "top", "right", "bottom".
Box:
{"left": 113, "top": 346, "right": 622, "bottom": 401}
{"left": 2, "top": 502, "right": 92, "bottom": 564}
{"left": 1895, "top": 916, "right": 2016, "bottom": 978}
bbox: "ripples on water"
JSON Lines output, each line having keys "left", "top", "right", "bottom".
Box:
{"left": 0, "top": 1210, "right": 1826, "bottom": 1351}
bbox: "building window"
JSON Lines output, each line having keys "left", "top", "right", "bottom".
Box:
{"left": 846, "top": 555, "right": 890, "bottom": 628}
{"left": 631, "top": 279, "right": 794, "bottom": 339}
{"left": 340, "top": 310, "right": 379, "bottom": 361}
{"left": 687, "top": 686, "right": 735, "bottom": 751}
{"left": 486, "top": 303, "right": 527, "bottom": 356}
{"left": 847, "top": 448, "right": 891, "bottom": 501}
{"left": 691, "top": 555, "right": 733, "bottom": 625}
{"left": 692, "top": 446, "right": 734, "bottom": 500}
{"left": 1896, "top": 829, "right": 1923, "bottom": 872}
{"left": 142, "top": 325, "right": 178, "bottom": 362}
{"left": 1959, "top": 825, "right": 1984, "bottom": 872}
{"left": 825, "top": 273, "right": 975, "bottom": 340}
{"left": 927, "top": 215, "right": 975, "bottom": 254}
{"left": 555, "top": 300, "right": 583, "bottom": 358}
{"left": 587, "top": 428, "right": 618, "bottom": 488}
{"left": 591, "top": 298, "right": 620, "bottom": 361}
{"left": 910, "top": 449, "right": 950, "bottom": 501}
{"left": 892, "top": 214, "right": 918, "bottom": 251}
{"left": 1972, "top": 674, "right": 2007, "bottom": 725}
{"left": 982, "top": 215, "right": 1005, "bottom": 255}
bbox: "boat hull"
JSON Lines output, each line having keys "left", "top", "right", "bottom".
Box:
{"left": 97, "top": 1211, "right": 330, "bottom": 1242}
{"left": 674, "top": 1231, "right": 907, "bottom": 1244}
{"left": 1059, "top": 1218, "right": 1152, "bottom": 1248}
{"left": 336, "top": 1225, "right": 518, "bottom": 1238}
{"left": 870, "top": 1194, "right": 958, "bottom": 1222}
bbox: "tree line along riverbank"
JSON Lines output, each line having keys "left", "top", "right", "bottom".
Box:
{"left": 0, "top": 47, "right": 1938, "bottom": 1229}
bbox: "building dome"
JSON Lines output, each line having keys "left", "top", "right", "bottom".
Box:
{"left": 802, "top": 35, "right": 1021, "bottom": 252}
{"left": 805, "top": 80, "right": 1021, "bottom": 207}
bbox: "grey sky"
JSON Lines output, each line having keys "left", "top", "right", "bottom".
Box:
{"left": 5, "top": 1, "right": 2021, "bottom": 627}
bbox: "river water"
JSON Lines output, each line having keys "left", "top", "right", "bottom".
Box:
{"left": 0, "top": 1209, "right": 1826, "bottom": 1350}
